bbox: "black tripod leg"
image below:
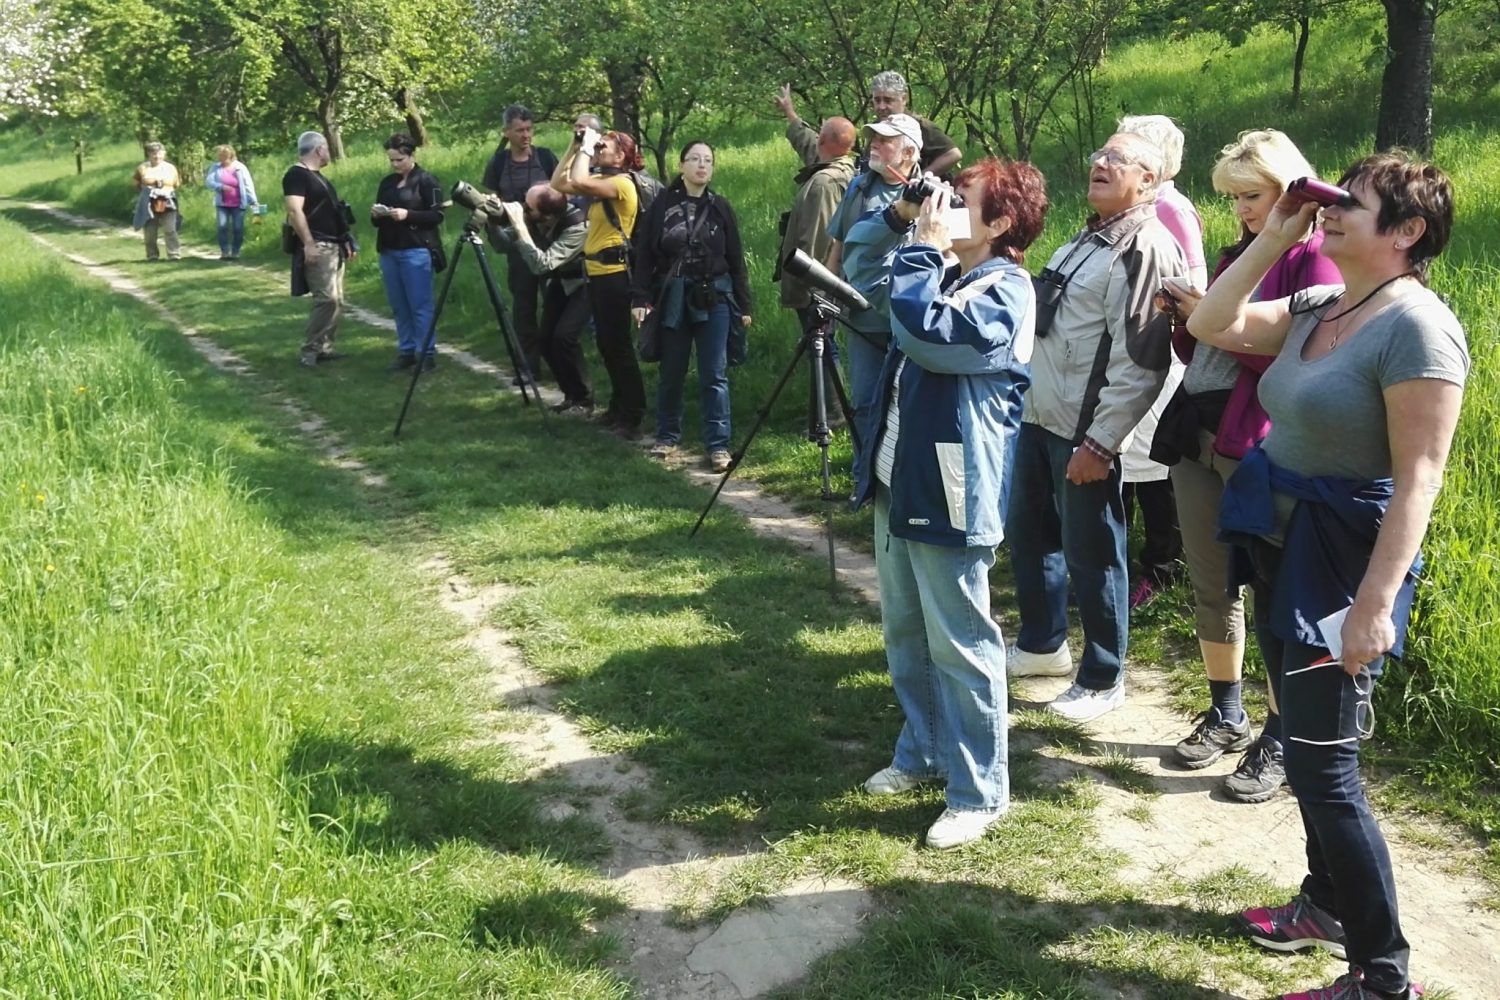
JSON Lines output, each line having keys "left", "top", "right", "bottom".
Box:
{"left": 471, "top": 242, "right": 546, "bottom": 417}
{"left": 689, "top": 333, "right": 812, "bottom": 538}
{"left": 394, "top": 236, "right": 467, "bottom": 438}
{"left": 808, "top": 332, "right": 840, "bottom": 591}
{"left": 823, "top": 344, "right": 860, "bottom": 454}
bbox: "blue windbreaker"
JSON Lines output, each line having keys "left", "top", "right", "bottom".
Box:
{"left": 854, "top": 245, "right": 1035, "bottom": 548}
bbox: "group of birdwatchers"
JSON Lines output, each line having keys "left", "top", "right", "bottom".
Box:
{"left": 129, "top": 68, "right": 1467, "bottom": 1000}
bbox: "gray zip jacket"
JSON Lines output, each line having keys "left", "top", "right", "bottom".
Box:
{"left": 1024, "top": 201, "right": 1182, "bottom": 452}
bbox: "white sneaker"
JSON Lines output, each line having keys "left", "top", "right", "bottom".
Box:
{"left": 863, "top": 767, "right": 925, "bottom": 796}
{"left": 925, "top": 807, "right": 1004, "bottom": 850}
{"left": 1047, "top": 681, "right": 1125, "bottom": 722}
{"left": 1005, "top": 642, "right": 1074, "bottom": 678}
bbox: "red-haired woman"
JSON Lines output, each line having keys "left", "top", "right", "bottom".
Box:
{"left": 553, "top": 128, "right": 648, "bottom": 437}
{"left": 853, "top": 158, "right": 1049, "bottom": 850}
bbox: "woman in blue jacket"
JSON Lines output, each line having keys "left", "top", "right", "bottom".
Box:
{"left": 855, "top": 158, "right": 1049, "bottom": 849}
{"left": 204, "top": 145, "right": 259, "bottom": 260}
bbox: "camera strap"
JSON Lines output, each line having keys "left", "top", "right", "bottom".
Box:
{"left": 297, "top": 164, "right": 350, "bottom": 237}
{"left": 1046, "top": 214, "right": 1152, "bottom": 296}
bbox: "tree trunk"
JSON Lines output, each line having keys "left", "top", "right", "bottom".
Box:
{"left": 318, "top": 94, "right": 345, "bottom": 161}
{"left": 604, "top": 58, "right": 644, "bottom": 140}
{"left": 1291, "top": 14, "right": 1310, "bottom": 108}
{"left": 1376, "top": 0, "right": 1436, "bottom": 154}
{"left": 396, "top": 87, "right": 429, "bottom": 146}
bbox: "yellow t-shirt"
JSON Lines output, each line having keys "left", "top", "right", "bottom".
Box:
{"left": 583, "top": 173, "right": 638, "bottom": 277}
{"left": 134, "top": 161, "right": 181, "bottom": 191}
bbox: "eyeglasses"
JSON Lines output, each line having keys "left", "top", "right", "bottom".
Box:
{"left": 683, "top": 155, "right": 714, "bottom": 166}
{"left": 1088, "top": 148, "right": 1141, "bottom": 168}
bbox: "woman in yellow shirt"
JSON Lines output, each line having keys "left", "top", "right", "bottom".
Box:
{"left": 131, "top": 142, "right": 182, "bottom": 261}
{"left": 553, "top": 127, "right": 647, "bottom": 437}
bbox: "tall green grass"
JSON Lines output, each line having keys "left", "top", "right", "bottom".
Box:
{"left": 0, "top": 217, "right": 628, "bottom": 996}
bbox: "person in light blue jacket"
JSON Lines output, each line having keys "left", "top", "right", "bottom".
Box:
{"left": 853, "top": 158, "right": 1049, "bottom": 850}
{"left": 204, "top": 144, "right": 260, "bottom": 260}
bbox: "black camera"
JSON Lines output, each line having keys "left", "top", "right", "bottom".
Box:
{"left": 1032, "top": 267, "right": 1067, "bottom": 338}
{"left": 902, "top": 176, "right": 965, "bottom": 208}
{"left": 574, "top": 128, "right": 587, "bottom": 144}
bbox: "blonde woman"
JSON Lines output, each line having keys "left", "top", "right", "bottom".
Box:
{"left": 1161, "top": 130, "right": 1342, "bottom": 802}
{"left": 204, "top": 145, "right": 260, "bottom": 260}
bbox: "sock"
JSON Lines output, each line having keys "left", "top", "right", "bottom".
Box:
{"left": 1208, "top": 680, "right": 1245, "bottom": 724}
{"left": 1261, "top": 711, "right": 1282, "bottom": 745}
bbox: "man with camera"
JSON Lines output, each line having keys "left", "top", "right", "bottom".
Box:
{"left": 492, "top": 183, "right": 594, "bottom": 413}
{"left": 1004, "top": 131, "right": 1184, "bottom": 722}
{"left": 824, "top": 113, "right": 923, "bottom": 486}
{"left": 283, "top": 130, "right": 355, "bottom": 368}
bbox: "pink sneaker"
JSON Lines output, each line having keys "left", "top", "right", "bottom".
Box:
{"left": 1128, "top": 576, "right": 1161, "bottom": 610}
{"left": 1279, "top": 970, "right": 1423, "bottom": 999}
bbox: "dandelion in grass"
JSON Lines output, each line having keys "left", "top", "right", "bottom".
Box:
{"left": 46, "top": 564, "right": 55, "bottom": 572}
{"left": 76, "top": 385, "right": 87, "bottom": 393}
{"left": 35, "top": 494, "right": 45, "bottom": 503}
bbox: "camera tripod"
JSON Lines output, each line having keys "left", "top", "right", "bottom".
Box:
{"left": 393, "top": 216, "right": 546, "bottom": 437}
{"left": 690, "top": 295, "right": 862, "bottom": 591}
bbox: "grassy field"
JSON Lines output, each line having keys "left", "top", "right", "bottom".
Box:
{"left": 0, "top": 11, "right": 1496, "bottom": 995}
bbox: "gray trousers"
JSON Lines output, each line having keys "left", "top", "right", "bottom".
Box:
{"left": 143, "top": 211, "right": 180, "bottom": 260}
{"left": 301, "top": 242, "right": 345, "bottom": 358}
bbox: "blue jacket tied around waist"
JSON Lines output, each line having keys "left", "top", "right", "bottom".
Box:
{"left": 854, "top": 244, "right": 1034, "bottom": 549}
{"left": 1218, "top": 445, "right": 1421, "bottom": 668}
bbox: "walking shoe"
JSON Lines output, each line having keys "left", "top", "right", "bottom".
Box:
{"left": 708, "top": 449, "right": 732, "bottom": 473}
{"left": 1005, "top": 642, "right": 1074, "bottom": 678}
{"left": 1222, "top": 734, "right": 1287, "bottom": 803}
{"left": 298, "top": 354, "right": 319, "bottom": 368}
{"left": 1239, "top": 893, "right": 1348, "bottom": 959}
{"left": 926, "top": 807, "right": 1004, "bottom": 850}
{"left": 551, "top": 398, "right": 594, "bottom": 415}
{"left": 648, "top": 441, "right": 677, "bottom": 459}
{"left": 1129, "top": 576, "right": 1162, "bottom": 610}
{"left": 1278, "top": 972, "right": 1423, "bottom": 999}
{"left": 388, "top": 352, "right": 416, "bottom": 371}
{"left": 863, "top": 767, "right": 926, "bottom": 796}
{"left": 1173, "top": 708, "right": 1253, "bottom": 769}
{"left": 1047, "top": 681, "right": 1125, "bottom": 722}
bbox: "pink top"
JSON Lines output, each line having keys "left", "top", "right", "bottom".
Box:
{"left": 218, "top": 166, "right": 241, "bottom": 208}
{"left": 1154, "top": 181, "right": 1208, "bottom": 287}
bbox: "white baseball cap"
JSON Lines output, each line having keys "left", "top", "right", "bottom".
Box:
{"left": 862, "top": 113, "right": 923, "bottom": 151}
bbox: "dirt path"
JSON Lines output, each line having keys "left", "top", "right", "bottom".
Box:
{"left": 15, "top": 204, "right": 1499, "bottom": 998}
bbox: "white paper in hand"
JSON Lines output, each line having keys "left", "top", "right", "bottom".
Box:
{"left": 1316, "top": 605, "right": 1350, "bottom": 661}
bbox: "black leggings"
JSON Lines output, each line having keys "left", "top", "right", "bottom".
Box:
{"left": 587, "top": 270, "right": 645, "bottom": 426}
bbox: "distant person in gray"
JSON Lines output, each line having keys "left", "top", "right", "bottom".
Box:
{"left": 283, "top": 131, "right": 354, "bottom": 367}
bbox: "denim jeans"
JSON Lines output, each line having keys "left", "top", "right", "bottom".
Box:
{"left": 655, "top": 300, "right": 731, "bottom": 450}
{"left": 1006, "top": 423, "right": 1129, "bottom": 690}
{"left": 378, "top": 247, "right": 436, "bottom": 356}
{"left": 1250, "top": 542, "right": 1410, "bottom": 993}
{"left": 875, "top": 489, "right": 1009, "bottom": 813}
{"left": 216, "top": 206, "right": 246, "bottom": 256}
{"left": 844, "top": 327, "right": 888, "bottom": 486}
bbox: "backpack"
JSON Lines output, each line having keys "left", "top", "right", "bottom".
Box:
{"left": 600, "top": 169, "right": 664, "bottom": 264}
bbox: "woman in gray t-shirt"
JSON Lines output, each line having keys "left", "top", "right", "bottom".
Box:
{"left": 1178, "top": 152, "right": 1466, "bottom": 1000}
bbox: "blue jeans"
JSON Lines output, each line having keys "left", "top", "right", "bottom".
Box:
{"left": 1250, "top": 542, "right": 1409, "bottom": 993}
{"left": 379, "top": 248, "right": 436, "bottom": 356}
{"left": 655, "top": 300, "right": 730, "bottom": 451}
{"left": 1006, "top": 423, "right": 1129, "bottom": 690}
{"left": 216, "top": 206, "right": 245, "bottom": 255}
{"left": 844, "top": 327, "right": 888, "bottom": 486}
{"left": 875, "top": 489, "right": 1009, "bottom": 813}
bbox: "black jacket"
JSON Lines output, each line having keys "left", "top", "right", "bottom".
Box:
{"left": 631, "top": 180, "right": 752, "bottom": 313}
{"left": 372, "top": 167, "right": 444, "bottom": 253}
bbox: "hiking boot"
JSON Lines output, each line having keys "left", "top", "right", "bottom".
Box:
{"left": 863, "top": 767, "right": 926, "bottom": 796}
{"left": 1047, "top": 681, "right": 1125, "bottom": 722}
{"left": 1278, "top": 972, "right": 1422, "bottom": 1000}
{"left": 1238, "top": 893, "right": 1348, "bottom": 959}
{"left": 1005, "top": 642, "right": 1074, "bottom": 678}
{"left": 708, "top": 449, "right": 732, "bottom": 473}
{"left": 926, "top": 807, "right": 1004, "bottom": 850}
{"left": 1223, "top": 734, "right": 1287, "bottom": 803}
{"left": 388, "top": 352, "right": 416, "bottom": 371}
{"left": 1174, "top": 708, "right": 1253, "bottom": 769}
{"left": 648, "top": 440, "right": 677, "bottom": 459}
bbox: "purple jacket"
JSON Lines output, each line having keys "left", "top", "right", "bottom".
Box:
{"left": 1172, "top": 230, "right": 1341, "bottom": 458}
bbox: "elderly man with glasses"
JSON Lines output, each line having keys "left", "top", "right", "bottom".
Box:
{"left": 1003, "top": 132, "right": 1185, "bottom": 721}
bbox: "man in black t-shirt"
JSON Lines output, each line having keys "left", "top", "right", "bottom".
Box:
{"left": 283, "top": 130, "right": 353, "bottom": 367}
{"left": 869, "top": 70, "right": 961, "bottom": 177}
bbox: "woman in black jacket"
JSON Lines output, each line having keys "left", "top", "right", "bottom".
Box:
{"left": 631, "top": 141, "right": 753, "bottom": 471}
{"left": 371, "top": 133, "right": 444, "bottom": 370}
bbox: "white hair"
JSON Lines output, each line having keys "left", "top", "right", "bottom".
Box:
{"left": 870, "top": 70, "right": 908, "bottom": 96}
{"left": 1117, "top": 114, "right": 1184, "bottom": 180}
{"left": 297, "top": 131, "right": 328, "bottom": 157}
